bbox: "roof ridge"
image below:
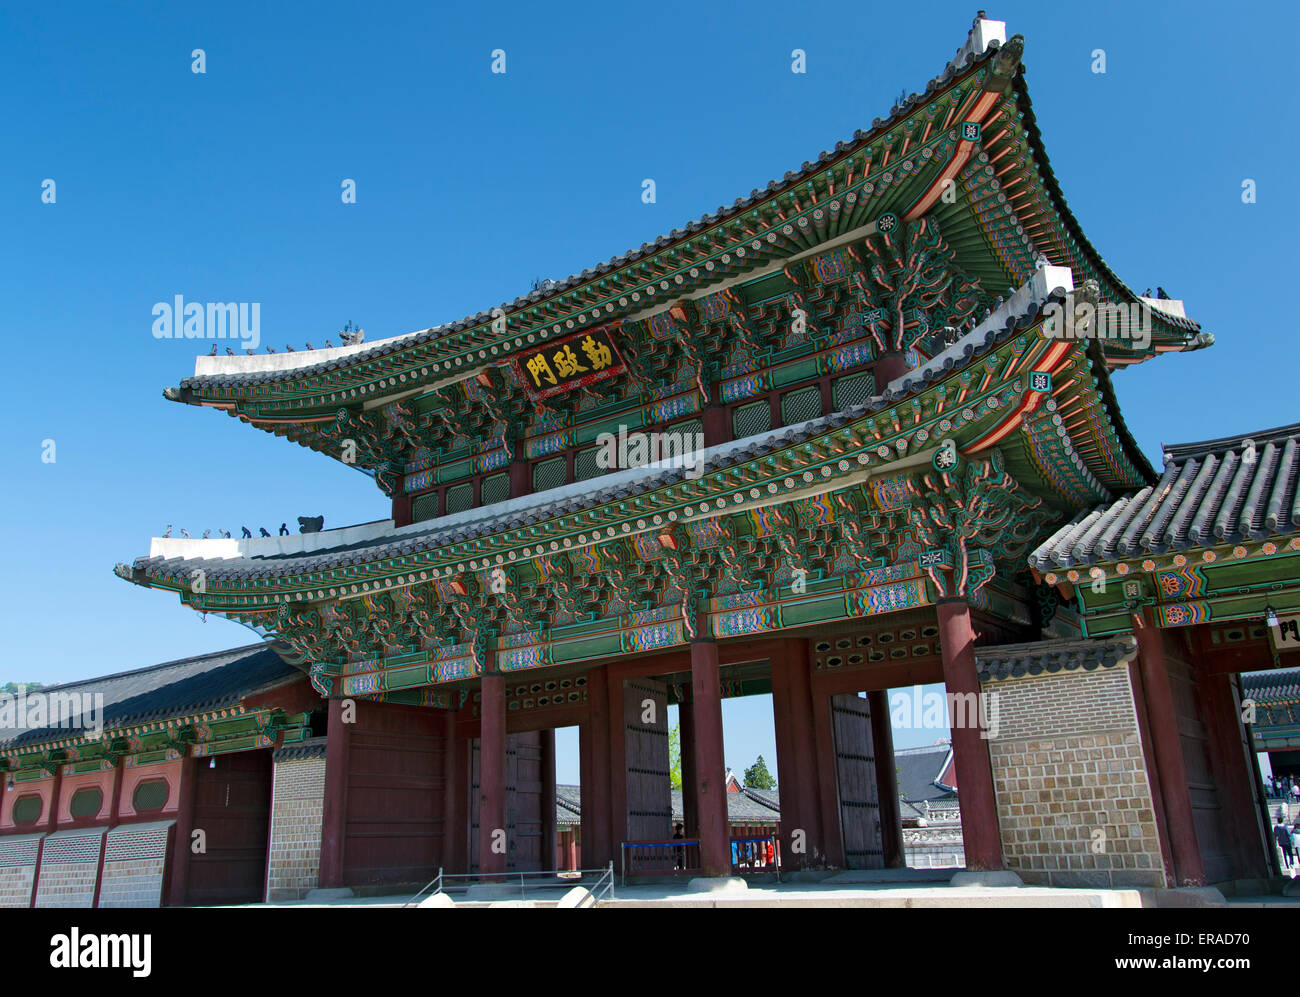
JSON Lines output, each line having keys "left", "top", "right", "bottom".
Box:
{"left": 1162, "top": 423, "right": 1300, "bottom": 462}
{"left": 29, "top": 642, "right": 271, "bottom": 693}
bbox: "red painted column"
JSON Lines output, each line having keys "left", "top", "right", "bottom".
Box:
{"left": 690, "top": 637, "right": 730, "bottom": 877}
{"left": 770, "top": 637, "right": 824, "bottom": 869}
{"left": 509, "top": 457, "right": 531, "bottom": 500}
{"left": 810, "top": 688, "right": 846, "bottom": 867}
{"left": 605, "top": 667, "right": 628, "bottom": 853}
{"left": 540, "top": 728, "right": 556, "bottom": 873}
{"left": 874, "top": 351, "right": 910, "bottom": 390}
{"left": 441, "top": 712, "right": 467, "bottom": 873}
{"left": 868, "top": 689, "right": 905, "bottom": 868}
{"left": 391, "top": 493, "right": 413, "bottom": 528}
{"left": 318, "top": 697, "right": 353, "bottom": 888}
{"left": 936, "top": 599, "right": 1003, "bottom": 871}
{"left": 165, "top": 753, "right": 199, "bottom": 906}
{"left": 679, "top": 701, "right": 698, "bottom": 837}
{"left": 29, "top": 765, "right": 64, "bottom": 908}
{"left": 702, "top": 400, "right": 728, "bottom": 448}
{"left": 1134, "top": 609, "right": 1204, "bottom": 886}
{"left": 478, "top": 672, "right": 507, "bottom": 877}
{"left": 581, "top": 665, "right": 613, "bottom": 868}
{"left": 1127, "top": 659, "right": 1177, "bottom": 886}
{"left": 91, "top": 755, "right": 126, "bottom": 908}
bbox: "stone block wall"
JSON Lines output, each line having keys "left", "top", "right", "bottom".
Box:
{"left": 266, "top": 740, "right": 327, "bottom": 901}
{"left": 983, "top": 666, "right": 1166, "bottom": 888}
{"left": 98, "top": 821, "right": 174, "bottom": 907}
{"left": 0, "top": 834, "right": 42, "bottom": 907}
{"left": 33, "top": 828, "right": 106, "bottom": 907}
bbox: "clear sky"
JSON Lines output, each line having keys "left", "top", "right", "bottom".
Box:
{"left": 3, "top": 1, "right": 1295, "bottom": 783}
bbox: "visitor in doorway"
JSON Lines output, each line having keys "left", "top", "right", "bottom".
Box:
{"left": 1274, "top": 817, "right": 1295, "bottom": 873}
{"left": 673, "top": 823, "right": 685, "bottom": 870}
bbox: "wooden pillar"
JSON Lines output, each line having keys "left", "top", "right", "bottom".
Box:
{"left": 540, "top": 729, "right": 556, "bottom": 872}
{"left": 690, "top": 636, "right": 730, "bottom": 877}
{"left": 478, "top": 672, "right": 507, "bottom": 877}
{"left": 936, "top": 599, "right": 1003, "bottom": 871}
{"left": 581, "top": 666, "right": 613, "bottom": 868}
{"left": 441, "top": 712, "right": 467, "bottom": 873}
{"left": 29, "top": 764, "right": 64, "bottom": 908}
{"left": 605, "top": 668, "right": 628, "bottom": 853}
{"left": 1127, "top": 659, "right": 1177, "bottom": 886}
{"left": 391, "top": 493, "right": 413, "bottom": 528}
{"left": 702, "top": 400, "right": 728, "bottom": 448}
{"left": 1134, "top": 608, "right": 1204, "bottom": 886}
{"left": 868, "top": 689, "right": 905, "bottom": 868}
{"left": 509, "top": 457, "right": 531, "bottom": 500}
{"left": 679, "top": 701, "right": 698, "bottom": 837}
{"left": 318, "top": 697, "right": 352, "bottom": 888}
{"left": 165, "top": 753, "right": 199, "bottom": 905}
{"left": 811, "top": 687, "right": 846, "bottom": 867}
{"left": 874, "top": 351, "right": 910, "bottom": 389}
{"left": 91, "top": 755, "right": 126, "bottom": 908}
{"left": 770, "top": 637, "right": 824, "bottom": 869}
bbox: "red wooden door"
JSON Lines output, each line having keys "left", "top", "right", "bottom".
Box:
{"left": 184, "top": 751, "right": 272, "bottom": 906}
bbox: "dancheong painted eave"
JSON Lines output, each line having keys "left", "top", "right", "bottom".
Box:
{"left": 115, "top": 266, "right": 1156, "bottom": 613}
{"left": 161, "top": 13, "right": 1208, "bottom": 430}
{"left": 1031, "top": 421, "right": 1300, "bottom": 579}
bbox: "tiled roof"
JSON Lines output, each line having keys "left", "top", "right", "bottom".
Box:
{"left": 124, "top": 284, "right": 1076, "bottom": 589}
{"left": 1242, "top": 668, "right": 1300, "bottom": 705}
{"left": 1031, "top": 423, "right": 1300, "bottom": 571}
{"left": 896, "top": 743, "right": 954, "bottom": 803}
{"left": 273, "top": 737, "right": 327, "bottom": 762}
{"left": 975, "top": 636, "right": 1137, "bottom": 682}
{"left": 175, "top": 33, "right": 1011, "bottom": 394}
{"left": 0, "top": 643, "right": 302, "bottom": 750}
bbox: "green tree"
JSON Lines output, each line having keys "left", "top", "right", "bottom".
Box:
{"left": 668, "top": 723, "right": 682, "bottom": 790}
{"left": 1, "top": 682, "right": 44, "bottom": 694}
{"left": 743, "top": 754, "right": 776, "bottom": 790}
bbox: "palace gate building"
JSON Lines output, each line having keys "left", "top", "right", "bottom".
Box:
{"left": 4, "top": 13, "right": 1284, "bottom": 900}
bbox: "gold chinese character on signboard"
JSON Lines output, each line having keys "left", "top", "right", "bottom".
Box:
{"left": 552, "top": 344, "right": 588, "bottom": 378}
{"left": 581, "top": 335, "right": 612, "bottom": 370}
{"left": 526, "top": 353, "right": 557, "bottom": 387}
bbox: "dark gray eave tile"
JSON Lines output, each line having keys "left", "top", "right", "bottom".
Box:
{"left": 174, "top": 44, "right": 1008, "bottom": 393}
{"left": 127, "top": 291, "right": 1069, "bottom": 589}
{"left": 1031, "top": 422, "right": 1300, "bottom": 571}
{"left": 975, "top": 635, "right": 1137, "bottom": 682}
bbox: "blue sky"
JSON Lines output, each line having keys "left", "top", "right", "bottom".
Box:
{"left": 2, "top": 1, "right": 1294, "bottom": 782}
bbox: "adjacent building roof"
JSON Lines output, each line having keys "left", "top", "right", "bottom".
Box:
{"left": 975, "top": 635, "right": 1137, "bottom": 682}
{"left": 896, "top": 743, "right": 956, "bottom": 804}
{"left": 0, "top": 643, "right": 302, "bottom": 750}
{"left": 1031, "top": 423, "right": 1300, "bottom": 572}
{"left": 1242, "top": 668, "right": 1300, "bottom": 706}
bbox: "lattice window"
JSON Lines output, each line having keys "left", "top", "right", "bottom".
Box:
{"left": 533, "top": 456, "right": 567, "bottom": 492}
{"left": 732, "top": 400, "right": 772, "bottom": 439}
{"left": 574, "top": 447, "right": 602, "bottom": 482}
{"left": 781, "top": 386, "right": 822, "bottom": 426}
{"left": 445, "top": 483, "right": 474, "bottom": 515}
{"left": 833, "top": 372, "right": 874, "bottom": 410}
{"left": 131, "top": 779, "right": 169, "bottom": 813}
{"left": 12, "top": 795, "right": 41, "bottom": 826}
{"left": 480, "top": 473, "right": 509, "bottom": 506}
{"left": 69, "top": 788, "right": 103, "bottom": 819}
{"left": 411, "top": 492, "right": 440, "bottom": 524}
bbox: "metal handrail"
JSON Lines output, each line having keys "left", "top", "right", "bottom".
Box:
{"left": 404, "top": 864, "right": 614, "bottom": 906}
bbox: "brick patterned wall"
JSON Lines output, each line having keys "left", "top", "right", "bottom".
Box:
{"left": 98, "top": 822, "right": 173, "bottom": 907}
{"left": 266, "top": 748, "right": 326, "bottom": 901}
{"left": 0, "top": 834, "right": 42, "bottom": 907}
{"left": 33, "top": 829, "right": 106, "bottom": 907}
{"left": 983, "top": 666, "right": 1166, "bottom": 888}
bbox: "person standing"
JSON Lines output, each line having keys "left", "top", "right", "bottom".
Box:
{"left": 1274, "top": 817, "right": 1295, "bottom": 874}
